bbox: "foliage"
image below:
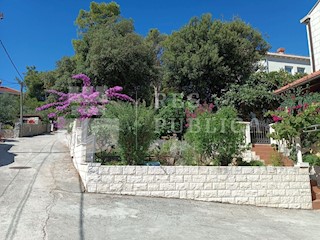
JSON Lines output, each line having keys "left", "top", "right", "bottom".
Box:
{"left": 103, "top": 102, "right": 157, "bottom": 165}
{"left": 184, "top": 106, "right": 245, "bottom": 166}
{"left": 163, "top": 14, "right": 270, "bottom": 100}
{"left": 156, "top": 94, "right": 195, "bottom": 137}
{"left": 75, "top": 1, "right": 121, "bottom": 35}
{"left": 215, "top": 71, "right": 305, "bottom": 120}
{"left": 303, "top": 154, "right": 320, "bottom": 166}
{"left": 0, "top": 93, "right": 19, "bottom": 124}
{"left": 268, "top": 103, "right": 320, "bottom": 148}
{"left": 36, "top": 74, "right": 133, "bottom": 120}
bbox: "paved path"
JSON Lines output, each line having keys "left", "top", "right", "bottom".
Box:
{"left": 0, "top": 133, "right": 320, "bottom": 240}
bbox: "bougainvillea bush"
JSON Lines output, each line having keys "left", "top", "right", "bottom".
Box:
{"left": 268, "top": 102, "right": 320, "bottom": 153}
{"left": 36, "top": 74, "right": 133, "bottom": 123}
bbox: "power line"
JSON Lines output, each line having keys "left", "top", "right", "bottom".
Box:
{"left": 0, "top": 39, "right": 24, "bottom": 81}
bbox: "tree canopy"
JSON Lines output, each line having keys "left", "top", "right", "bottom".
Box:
{"left": 162, "top": 14, "right": 270, "bottom": 100}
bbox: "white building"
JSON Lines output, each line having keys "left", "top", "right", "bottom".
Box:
{"left": 301, "top": 0, "right": 320, "bottom": 72}
{"left": 261, "top": 48, "right": 311, "bottom": 74}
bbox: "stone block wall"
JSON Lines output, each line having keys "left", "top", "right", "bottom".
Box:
{"left": 20, "top": 124, "right": 49, "bottom": 137}
{"left": 82, "top": 165, "right": 312, "bottom": 209}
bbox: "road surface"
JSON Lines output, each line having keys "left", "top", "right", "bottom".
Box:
{"left": 0, "top": 132, "right": 320, "bottom": 240}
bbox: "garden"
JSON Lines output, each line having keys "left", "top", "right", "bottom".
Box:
{"left": 26, "top": 2, "right": 320, "bottom": 168}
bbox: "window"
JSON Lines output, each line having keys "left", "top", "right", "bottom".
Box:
{"left": 285, "top": 66, "right": 293, "bottom": 74}
{"left": 297, "top": 67, "right": 305, "bottom": 74}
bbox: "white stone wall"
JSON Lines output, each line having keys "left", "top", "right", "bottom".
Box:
{"left": 82, "top": 165, "right": 312, "bottom": 209}
{"left": 305, "top": 2, "right": 320, "bottom": 71}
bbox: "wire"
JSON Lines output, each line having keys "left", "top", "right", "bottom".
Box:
{"left": 0, "top": 39, "right": 24, "bottom": 81}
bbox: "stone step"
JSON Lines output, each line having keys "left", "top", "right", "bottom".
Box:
{"left": 312, "top": 199, "right": 320, "bottom": 210}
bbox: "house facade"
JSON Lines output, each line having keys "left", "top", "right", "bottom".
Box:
{"left": 301, "top": 0, "right": 320, "bottom": 72}
{"left": 261, "top": 48, "right": 311, "bottom": 74}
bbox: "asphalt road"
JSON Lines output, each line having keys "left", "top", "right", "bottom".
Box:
{"left": 0, "top": 132, "right": 320, "bottom": 240}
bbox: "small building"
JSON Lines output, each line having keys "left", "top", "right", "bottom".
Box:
{"left": 261, "top": 48, "right": 311, "bottom": 74}
{"left": 22, "top": 115, "right": 43, "bottom": 125}
{"left": 0, "top": 86, "right": 20, "bottom": 95}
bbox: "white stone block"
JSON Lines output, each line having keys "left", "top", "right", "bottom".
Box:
{"left": 204, "top": 183, "right": 212, "bottom": 190}
{"left": 242, "top": 167, "right": 254, "bottom": 174}
{"left": 127, "top": 175, "right": 143, "bottom": 183}
{"left": 183, "top": 175, "right": 192, "bottom": 182}
{"left": 192, "top": 175, "right": 206, "bottom": 183}
{"left": 142, "top": 175, "right": 155, "bottom": 182}
{"left": 218, "top": 190, "right": 231, "bottom": 197}
{"left": 148, "top": 167, "right": 166, "bottom": 175}
{"left": 123, "top": 184, "right": 133, "bottom": 191}
{"left": 136, "top": 191, "right": 150, "bottom": 196}
{"left": 148, "top": 183, "right": 160, "bottom": 191}
{"left": 260, "top": 175, "right": 273, "bottom": 181}
{"left": 102, "top": 175, "right": 114, "bottom": 183}
{"left": 200, "top": 190, "right": 218, "bottom": 198}
{"left": 164, "top": 191, "right": 180, "bottom": 198}
{"left": 159, "top": 183, "right": 176, "bottom": 191}
{"left": 99, "top": 167, "right": 110, "bottom": 175}
{"left": 150, "top": 191, "right": 165, "bottom": 197}
{"left": 189, "top": 183, "right": 204, "bottom": 190}
{"left": 295, "top": 175, "right": 309, "bottom": 182}
{"left": 114, "top": 175, "right": 127, "bottom": 183}
{"left": 109, "top": 167, "right": 123, "bottom": 175}
{"left": 213, "top": 183, "right": 226, "bottom": 190}
{"left": 235, "top": 197, "right": 249, "bottom": 204}
{"left": 206, "top": 175, "right": 218, "bottom": 182}
{"left": 97, "top": 183, "right": 110, "bottom": 193}
{"left": 281, "top": 175, "right": 296, "bottom": 182}
{"left": 135, "top": 166, "right": 148, "bottom": 175}
{"left": 218, "top": 175, "right": 228, "bottom": 181}
{"left": 132, "top": 183, "right": 148, "bottom": 191}
{"left": 180, "top": 191, "right": 187, "bottom": 199}
{"left": 170, "top": 175, "right": 184, "bottom": 183}
{"left": 226, "top": 182, "right": 240, "bottom": 190}
{"left": 176, "top": 183, "right": 190, "bottom": 190}
{"left": 110, "top": 183, "right": 123, "bottom": 192}
{"left": 198, "top": 167, "right": 209, "bottom": 175}
{"left": 239, "top": 182, "right": 252, "bottom": 190}
{"left": 87, "top": 183, "right": 97, "bottom": 192}
{"left": 236, "top": 175, "right": 247, "bottom": 182}
{"left": 154, "top": 175, "right": 170, "bottom": 182}
{"left": 246, "top": 175, "right": 259, "bottom": 182}
{"left": 123, "top": 166, "right": 136, "bottom": 175}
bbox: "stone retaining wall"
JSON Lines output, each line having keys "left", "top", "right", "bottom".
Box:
{"left": 79, "top": 164, "right": 312, "bottom": 209}
{"left": 20, "top": 124, "right": 50, "bottom": 137}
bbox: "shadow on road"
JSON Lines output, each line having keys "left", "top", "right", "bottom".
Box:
{"left": 0, "top": 143, "right": 16, "bottom": 167}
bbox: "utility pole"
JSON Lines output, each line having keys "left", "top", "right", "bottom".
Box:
{"left": 16, "top": 77, "right": 24, "bottom": 126}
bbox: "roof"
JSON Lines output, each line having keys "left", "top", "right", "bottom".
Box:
{"left": 274, "top": 70, "right": 320, "bottom": 94}
{"left": 266, "top": 52, "right": 310, "bottom": 62}
{"left": 0, "top": 86, "right": 20, "bottom": 95}
{"left": 301, "top": 0, "right": 320, "bottom": 24}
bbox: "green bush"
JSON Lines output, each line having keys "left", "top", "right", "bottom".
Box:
{"left": 270, "top": 151, "right": 283, "bottom": 166}
{"left": 303, "top": 154, "right": 320, "bottom": 166}
{"left": 156, "top": 94, "right": 194, "bottom": 138}
{"left": 184, "top": 106, "right": 245, "bottom": 166}
{"left": 103, "top": 102, "right": 157, "bottom": 165}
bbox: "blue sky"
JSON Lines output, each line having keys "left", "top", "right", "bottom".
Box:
{"left": 0, "top": 0, "right": 317, "bottom": 90}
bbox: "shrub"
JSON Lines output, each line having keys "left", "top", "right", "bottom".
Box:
{"left": 156, "top": 94, "right": 191, "bottom": 138}
{"left": 103, "top": 102, "right": 157, "bottom": 165}
{"left": 303, "top": 154, "right": 320, "bottom": 166}
{"left": 184, "top": 106, "right": 245, "bottom": 166}
{"left": 237, "top": 160, "right": 264, "bottom": 166}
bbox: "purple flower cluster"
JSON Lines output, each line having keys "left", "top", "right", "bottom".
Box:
{"left": 72, "top": 73, "right": 91, "bottom": 87}
{"left": 36, "top": 74, "right": 133, "bottom": 119}
{"left": 106, "top": 86, "right": 134, "bottom": 102}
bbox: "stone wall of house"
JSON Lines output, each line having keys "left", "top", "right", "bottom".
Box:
{"left": 0, "top": 129, "right": 14, "bottom": 138}
{"left": 20, "top": 124, "right": 50, "bottom": 137}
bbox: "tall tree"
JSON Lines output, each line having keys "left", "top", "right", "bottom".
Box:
{"left": 145, "top": 29, "right": 167, "bottom": 109}
{"left": 163, "top": 14, "right": 270, "bottom": 100}
{"left": 0, "top": 93, "right": 19, "bottom": 124}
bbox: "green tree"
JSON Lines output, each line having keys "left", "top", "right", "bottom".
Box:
{"left": 75, "top": 1, "right": 121, "bottom": 34}
{"left": 215, "top": 71, "right": 306, "bottom": 120}
{"left": 0, "top": 93, "right": 19, "bottom": 124}
{"left": 145, "top": 29, "right": 167, "bottom": 108}
{"left": 24, "top": 66, "right": 46, "bottom": 101}
{"left": 163, "top": 14, "right": 270, "bottom": 100}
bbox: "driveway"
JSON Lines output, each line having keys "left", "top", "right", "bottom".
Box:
{"left": 0, "top": 132, "right": 319, "bottom": 240}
